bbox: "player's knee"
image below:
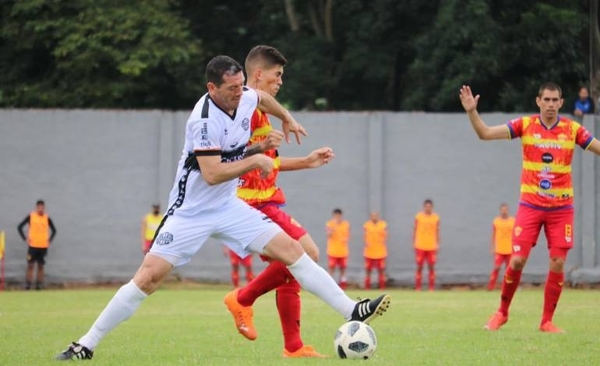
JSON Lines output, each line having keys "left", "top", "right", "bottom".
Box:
{"left": 510, "top": 256, "right": 527, "bottom": 270}
{"left": 549, "top": 257, "right": 565, "bottom": 272}
{"left": 264, "top": 236, "right": 304, "bottom": 265}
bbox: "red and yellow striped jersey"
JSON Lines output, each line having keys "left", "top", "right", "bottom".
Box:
{"left": 237, "top": 109, "right": 285, "bottom": 206}
{"left": 506, "top": 115, "right": 595, "bottom": 208}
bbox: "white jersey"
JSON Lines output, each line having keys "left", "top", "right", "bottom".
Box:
{"left": 166, "top": 87, "right": 259, "bottom": 215}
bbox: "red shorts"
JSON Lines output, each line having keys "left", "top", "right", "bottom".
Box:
{"left": 328, "top": 256, "right": 348, "bottom": 269}
{"left": 512, "top": 204, "right": 573, "bottom": 259}
{"left": 256, "top": 204, "right": 307, "bottom": 240}
{"left": 493, "top": 253, "right": 511, "bottom": 268}
{"left": 229, "top": 250, "right": 253, "bottom": 267}
{"left": 415, "top": 249, "right": 437, "bottom": 266}
{"left": 364, "top": 258, "right": 386, "bottom": 271}
{"left": 143, "top": 239, "right": 152, "bottom": 252}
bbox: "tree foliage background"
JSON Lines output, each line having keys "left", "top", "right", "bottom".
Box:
{"left": 0, "top": 0, "right": 593, "bottom": 111}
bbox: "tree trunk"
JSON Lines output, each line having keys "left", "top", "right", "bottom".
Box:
{"left": 284, "top": 0, "right": 300, "bottom": 32}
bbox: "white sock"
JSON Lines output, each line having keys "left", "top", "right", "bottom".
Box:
{"left": 287, "top": 253, "right": 356, "bottom": 318}
{"left": 78, "top": 280, "right": 147, "bottom": 350}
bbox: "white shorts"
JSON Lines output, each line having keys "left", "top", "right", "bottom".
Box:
{"left": 149, "top": 198, "right": 282, "bottom": 267}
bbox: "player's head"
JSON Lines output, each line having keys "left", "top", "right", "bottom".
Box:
{"left": 536, "top": 82, "right": 563, "bottom": 121}
{"left": 369, "top": 211, "right": 380, "bottom": 222}
{"left": 152, "top": 203, "right": 160, "bottom": 215}
{"left": 423, "top": 199, "right": 434, "bottom": 214}
{"left": 332, "top": 208, "right": 343, "bottom": 221}
{"left": 579, "top": 86, "right": 589, "bottom": 101}
{"left": 245, "top": 45, "right": 287, "bottom": 97}
{"left": 499, "top": 203, "right": 509, "bottom": 217}
{"left": 206, "top": 55, "right": 245, "bottom": 112}
{"left": 35, "top": 199, "right": 45, "bottom": 214}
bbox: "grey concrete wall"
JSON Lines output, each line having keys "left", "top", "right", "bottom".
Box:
{"left": 0, "top": 110, "right": 598, "bottom": 287}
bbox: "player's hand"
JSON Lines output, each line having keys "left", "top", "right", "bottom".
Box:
{"left": 305, "top": 147, "right": 335, "bottom": 168}
{"left": 282, "top": 116, "right": 308, "bottom": 145}
{"left": 459, "top": 85, "right": 480, "bottom": 113}
{"left": 261, "top": 130, "right": 284, "bottom": 151}
{"left": 255, "top": 154, "right": 275, "bottom": 178}
{"left": 574, "top": 109, "right": 583, "bottom": 117}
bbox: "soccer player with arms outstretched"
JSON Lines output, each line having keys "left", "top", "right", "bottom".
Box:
{"left": 224, "top": 45, "right": 341, "bottom": 358}
{"left": 460, "top": 82, "right": 600, "bottom": 332}
{"left": 488, "top": 203, "right": 514, "bottom": 291}
{"left": 55, "top": 55, "right": 390, "bottom": 361}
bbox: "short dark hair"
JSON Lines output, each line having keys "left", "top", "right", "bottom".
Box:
{"left": 245, "top": 45, "right": 287, "bottom": 74}
{"left": 500, "top": 202, "right": 508, "bottom": 208}
{"left": 424, "top": 199, "right": 433, "bottom": 205}
{"left": 205, "top": 55, "right": 243, "bottom": 87}
{"left": 538, "top": 82, "right": 562, "bottom": 98}
{"left": 333, "top": 208, "right": 342, "bottom": 215}
{"left": 36, "top": 199, "right": 45, "bottom": 206}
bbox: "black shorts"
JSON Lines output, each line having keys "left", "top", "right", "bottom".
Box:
{"left": 27, "top": 247, "right": 48, "bottom": 264}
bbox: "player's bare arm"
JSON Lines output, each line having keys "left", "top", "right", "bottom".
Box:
{"left": 196, "top": 153, "right": 274, "bottom": 186}
{"left": 460, "top": 85, "right": 509, "bottom": 140}
{"left": 586, "top": 138, "right": 600, "bottom": 155}
{"left": 280, "top": 147, "right": 335, "bottom": 171}
{"left": 256, "top": 89, "right": 307, "bottom": 144}
{"left": 244, "top": 130, "right": 284, "bottom": 158}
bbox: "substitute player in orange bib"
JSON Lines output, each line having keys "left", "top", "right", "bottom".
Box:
{"left": 413, "top": 199, "right": 440, "bottom": 291}
{"left": 460, "top": 82, "right": 600, "bottom": 332}
{"left": 363, "top": 212, "right": 388, "bottom": 289}
{"left": 326, "top": 208, "right": 350, "bottom": 289}
{"left": 488, "top": 203, "right": 514, "bottom": 291}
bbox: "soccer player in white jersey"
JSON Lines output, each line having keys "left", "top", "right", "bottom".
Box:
{"left": 55, "top": 55, "right": 391, "bottom": 361}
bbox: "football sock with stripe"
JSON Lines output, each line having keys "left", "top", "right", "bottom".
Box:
{"left": 498, "top": 267, "right": 522, "bottom": 316}
{"left": 541, "top": 271, "right": 564, "bottom": 324}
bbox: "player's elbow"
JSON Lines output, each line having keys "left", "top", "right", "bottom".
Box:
{"left": 201, "top": 171, "right": 221, "bottom": 186}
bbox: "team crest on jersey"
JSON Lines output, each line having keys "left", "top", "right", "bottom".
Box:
{"left": 557, "top": 133, "right": 567, "bottom": 141}
{"left": 156, "top": 232, "right": 174, "bottom": 246}
{"left": 242, "top": 118, "right": 250, "bottom": 131}
{"left": 514, "top": 226, "right": 522, "bottom": 237}
{"left": 533, "top": 133, "right": 542, "bottom": 139}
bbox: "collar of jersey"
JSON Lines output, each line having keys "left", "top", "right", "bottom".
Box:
{"left": 208, "top": 95, "right": 237, "bottom": 120}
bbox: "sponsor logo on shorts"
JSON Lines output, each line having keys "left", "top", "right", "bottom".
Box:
{"left": 514, "top": 226, "right": 522, "bottom": 237}
{"left": 156, "top": 232, "right": 174, "bottom": 246}
{"left": 564, "top": 224, "right": 572, "bottom": 243}
{"left": 513, "top": 245, "right": 521, "bottom": 252}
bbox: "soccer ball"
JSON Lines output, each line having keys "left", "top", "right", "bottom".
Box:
{"left": 333, "top": 321, "right": 377, "bottom": 359}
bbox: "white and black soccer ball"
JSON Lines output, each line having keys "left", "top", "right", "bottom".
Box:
{"left": 334, "top": 321, "right": 377, "bottom": 359}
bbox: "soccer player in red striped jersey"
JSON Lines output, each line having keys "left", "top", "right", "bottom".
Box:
{"left": 224, "top": 45, "right": 391, "bottom": 358}
{"left": 460, "top": 83, "right": 600, "bottom": 333}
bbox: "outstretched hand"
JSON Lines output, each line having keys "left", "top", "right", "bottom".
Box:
{"left": 305, "top": 147, "right": 335, "bottom": 168}
{"left": 459, "top": 85, "right": 480, "bottom": 113}
{"left": 282, "top": 117, "right": 308, "bottom": 145}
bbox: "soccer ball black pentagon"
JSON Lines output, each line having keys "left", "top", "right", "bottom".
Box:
{"left": 333, "top": 321, "right": 377, "bottom": 359}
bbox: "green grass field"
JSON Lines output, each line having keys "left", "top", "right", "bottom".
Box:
{"left": 1, "top": 286, "right": 599, "bottom": 366}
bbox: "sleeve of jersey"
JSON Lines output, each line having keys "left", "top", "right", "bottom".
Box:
{"left": 575, "top": 124, "right": 595, "bottom": 150}
{"left": 506, "top": 117, "right": 523, "bottom": 139}
{"left": 191, "top": 119, "right": 222, "bottom": 156}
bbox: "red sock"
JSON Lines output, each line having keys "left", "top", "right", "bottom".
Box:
{"left": 276, "top": 279, "right": 303, "bottom": 353}
{"left": 238, "top": 261, "right": 290, "bottom": 306}
{"left": 231, "top": 269, "right": 239, "bottom": 288}
{"left": 415, "top": 270, "right": 422, "bottom": 290}
{"left": 542, "top": 271, "right": 564, "bottom": 324}
{"left": 428, "top": 270, "right": 436, "bottom": 290}
{"left": 498, "top": 266, "right": 522, "bottom": 316}
{"left": 364, "top": 275, "right": 371, "bottom": 290}
{"left": 488, "top": 269, "right": 499, "bottom": 290}
{"left": 340, "top": 279, "right": 347, "bottom": 290}
{"left": 378, "top": 272, "right": 386, "bottom": 289}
